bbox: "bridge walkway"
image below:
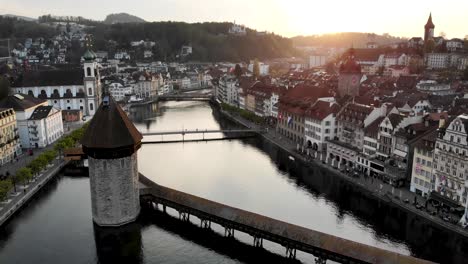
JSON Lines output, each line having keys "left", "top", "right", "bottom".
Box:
{"left": 139, "top": 175, "right": 432, "bottom": 264}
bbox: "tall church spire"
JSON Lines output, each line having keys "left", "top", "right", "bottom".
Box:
{"left": 425, "top": 12, "right": 435, "bottom": 29}
{"left": 424, "top": 12, "right": 435, "bottom": 42}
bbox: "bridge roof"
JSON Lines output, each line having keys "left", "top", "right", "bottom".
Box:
{"left": 81, "top": 96, "right": 142, "bottom": 150}
{"left": 140, "top": 175, "right": 432, "bottom": 264}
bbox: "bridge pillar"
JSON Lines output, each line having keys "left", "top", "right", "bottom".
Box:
{"left": 224, "top": 227, "right": 235, "bottom": 238}
{"left": 253, "top": 236, "right": 263, "bottom": 248}
{"left": 285, "top": 246, "right": 296, "bottom": 259}
{"left": 179, "top": 211, "right": 190, "bottom": 222}
{"left": 200, "top": 219, "right": 211, "bottom": 229}
{"left": 162, "top": 205, "right": 166, "bottom": 213}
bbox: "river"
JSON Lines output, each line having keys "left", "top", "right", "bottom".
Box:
{"left": 0, "top": 101, "right": 466, "bottom": 263}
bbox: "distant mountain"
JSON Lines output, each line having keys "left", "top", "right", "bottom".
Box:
{"left": 104, "top": 13, "right": 146, "bottom": 24}
{"left": 1, "top": 14, "right": 37, "bottom": 22}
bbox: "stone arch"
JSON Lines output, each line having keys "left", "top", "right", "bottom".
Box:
{"left": 27, "top": 90, "right": 34, "bottom": 97}
{"left": 52, "top": 89, "right": 60, "bottom": 98}
{"left": 312, "top": 143, "right": 319, "bottom": 150}
{"left": 64, "top": 88, "right": 73, "bottom": 98}
{"left": 38, "top": 89, "right": 47, "bottom": 99}
{"left": 306, "top": 140, "right": 312, "bottom": 148}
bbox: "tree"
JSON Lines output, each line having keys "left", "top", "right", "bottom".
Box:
{"left": 16, "top": 168, "right": 32, "bottom": 187}
{"left": 234, "top": 64, "right": 242, "bottom": 79}
{"left": 0, "top": 76, "right": 10, "bottom": 100}
{"left": 0, "top": 180, "right": 13, "bottom": 201}
{"left": 439, "top": 31, "right": 447, "bottom": 38}
{"left": 253, "top": 58, "right": 260, "bottom": 78}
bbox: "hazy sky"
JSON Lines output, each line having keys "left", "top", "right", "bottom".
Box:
{"left": 1, "top": 0, "right": 467, "bottom": 38}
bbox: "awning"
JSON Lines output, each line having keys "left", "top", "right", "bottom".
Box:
{"left": 429, "top": 191, "right": 463, "bottom": 209}
{"left": 393, "top": 149, "right": 407, "bottom": 158}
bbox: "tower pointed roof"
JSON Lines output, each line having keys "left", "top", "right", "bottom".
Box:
{"left": 425, "top": 13, "right": 435, "bottom": 28}
{"left": 81, "top": 96, "right": 142, "bottom": 155}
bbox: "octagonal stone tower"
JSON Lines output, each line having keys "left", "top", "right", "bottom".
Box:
{"left": 81, "top": 96, "right": 143, "bottom": 226}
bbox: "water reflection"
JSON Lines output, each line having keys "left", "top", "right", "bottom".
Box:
{"left": 93, "top": 222, "right": 143, "bottom": 264}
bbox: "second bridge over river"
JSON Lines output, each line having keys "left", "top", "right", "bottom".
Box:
{"left": 140, "top": 128, "right": 266, "bottom": 143}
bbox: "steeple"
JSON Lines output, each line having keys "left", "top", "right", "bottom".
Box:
{"left": 424, "top": 13, "right": 435, "bottom": 42}
{"left": 425, "top": 13, "right": 435, "bottom": 29}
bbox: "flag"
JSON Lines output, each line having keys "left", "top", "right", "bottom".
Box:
{"left": 287, "top": 116, "right": 292, "bottom": 126}
{"left": 278, "top": 113, "right": 282, "bottom": 120}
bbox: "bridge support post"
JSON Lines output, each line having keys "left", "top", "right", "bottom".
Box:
{"left": 314, "top": 257, "right": 327, "bottom": 264}
{"left": 200, "top": 219, "right": 211, "bottom": 229}
{"left": 162, "top": 205, "right": 166, "bottom": 213}
{"left": 253, "top": 236, "right": 263, "bottom": 248}
{"left": 224, "top": 227, "right": 234, "bottom": 238}
{"left": 179, "top": 211, "right": 190, "bottom": 222}
{"left": 285, "top": 246, "right": 296, "bottom": 259}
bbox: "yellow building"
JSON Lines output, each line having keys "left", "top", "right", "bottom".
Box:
{"left": 0, "top": 108, "right": 21, "bottom": 166}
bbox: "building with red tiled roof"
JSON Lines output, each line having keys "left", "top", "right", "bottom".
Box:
{"left": 304, "top": 100, "right": 340, "bottom": 153}
{"left": 277, "top": 84, "right": 332, "bottom": 145}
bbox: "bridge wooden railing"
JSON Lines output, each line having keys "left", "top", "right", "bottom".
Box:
{"left": 139, "top": 174, "right": 433, "bottom": 264}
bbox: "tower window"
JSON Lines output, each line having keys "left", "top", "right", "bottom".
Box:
{"left": 86, "top": 67, "right": 91, "bottom": 77}
{"left": 90, "top": 103, "right": 94, "bottom": 111}
{"left": 88, "top": 88, "right": 93, "bottom": 96}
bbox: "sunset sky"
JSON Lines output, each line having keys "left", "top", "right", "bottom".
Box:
{"left": 1, "top": 0, "right": 467, "bottom": 38}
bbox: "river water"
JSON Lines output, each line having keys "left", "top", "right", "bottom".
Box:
{"left": 0, "top": 101, "right": 466, "bottom": 263}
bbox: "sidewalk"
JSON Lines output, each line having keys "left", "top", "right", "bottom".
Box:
{"left": 0, "top": 120, "right": 84, "bottom": 177}
{"left": 0, "top": 158, "right": 67, "bottom": 226}
{"left": 220, "top": 109, "right": 468, "bottom": 236}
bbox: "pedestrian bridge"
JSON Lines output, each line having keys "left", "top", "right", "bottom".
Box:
{"left": 141, "top": 128, "right": 265, "bottom": 136}
{"left": 158, "top": 93, "right": 212, "bottom": 101}
{"left": 139, "top": 175, "right": 432, "bottom": 264}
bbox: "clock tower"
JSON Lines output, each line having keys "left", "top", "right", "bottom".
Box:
{"left": 338, "top": 49, "right": 362, "bottom": 98}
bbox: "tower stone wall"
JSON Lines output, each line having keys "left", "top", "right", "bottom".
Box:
{"left": 89, "top": 152, "right": 140, "bottom": 226}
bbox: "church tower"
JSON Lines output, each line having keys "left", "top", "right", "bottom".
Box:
{"left": 424, "top": 13, "right": 435, "bottom": 42}
{"left": 338, "top": 49, "right": 362, "bottom": 98}
{"left": 83, "top": 49, "right": 101, "bottom": 116}
{"left": 81, "top": 95, "right": 143, "bottom": 226}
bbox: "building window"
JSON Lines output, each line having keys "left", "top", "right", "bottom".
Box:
{"left": 67, "top": 100, "right": 70, "bottom": 103}
{"left": 90, "top": 103, "right": 94, "bottom": 111}
{"left": 88, "top": 88, "right": 93, "bottom": 96}
{"left": 87, "top": 67, "right": 91, "bottom": 77}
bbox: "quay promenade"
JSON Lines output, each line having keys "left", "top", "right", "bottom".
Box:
{"left": 0, "top": 159, "right": 68, "bottom": 227}
{"left": 219, "top": 109, "right": 468, "bottom": 238}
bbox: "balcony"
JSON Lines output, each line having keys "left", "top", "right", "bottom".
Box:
{"left": 30, "top": 137, "right": 39, "bottom": 142}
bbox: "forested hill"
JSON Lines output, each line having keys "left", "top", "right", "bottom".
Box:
{"left": 292, "top": 32, "right": 406, "bottom": 48}
{"left": 103, "top": 13, "right": 146, "bottom": 24}
{"left": 88, "top": 22, "right": 298, "bottom": 61}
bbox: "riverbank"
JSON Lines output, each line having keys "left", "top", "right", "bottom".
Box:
{"left": 0, "top": 159, "right": 69, "bottom": 227}
{"left": 218, "top": 108, "right": 468, "bottom": 239}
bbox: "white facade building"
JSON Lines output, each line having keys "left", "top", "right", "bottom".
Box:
{"left": 433, "top": 115, "right": 468, "bottom": 226}
{"left": 108, "top": 83, "right": 133, "bottom": 102}
{"left": 27, "top": 106, "right": 64, "bottom": 148}
{"left": 304, "top": 100, "right": 338, "bottom": 153}
{"left": 309, "top": 55, "right": 328, "bottom": 68}
{"left": 12, "top": 50, "right": 101, "bottom": 116}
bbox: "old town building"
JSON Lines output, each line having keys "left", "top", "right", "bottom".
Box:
{"left": 0, "top": 108, "right": 21, "bottom": 166}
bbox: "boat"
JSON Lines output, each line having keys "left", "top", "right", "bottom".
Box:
{"left": 288, "top": 155, "right": 295, "bottom": 161}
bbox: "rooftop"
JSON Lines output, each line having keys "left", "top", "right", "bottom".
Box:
{"left": 81, "top": 96, "right": 142, "bottom": 150}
